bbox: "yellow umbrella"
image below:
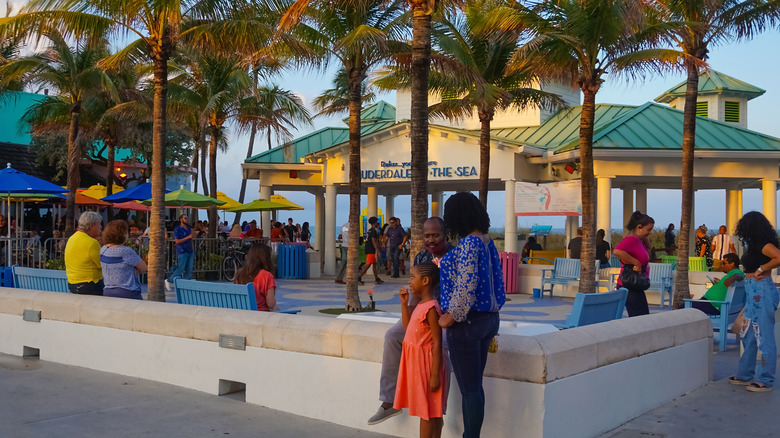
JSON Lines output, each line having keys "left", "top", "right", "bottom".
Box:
{"left": 270, "top": 194, "right": 304, "bottom": 210}
{"left": 81, "top": 184, "right": 125, "bottom": 200}
{"left": 216, "top": 192, "right": 242, "bottom": 210}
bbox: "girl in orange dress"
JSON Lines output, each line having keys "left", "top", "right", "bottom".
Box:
{"left": 394, "top": 262, "right": 447, "bottom": 438}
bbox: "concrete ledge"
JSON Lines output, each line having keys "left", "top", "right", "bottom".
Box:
{"left": 0, "top": 287, "right": 713, "bottom": 438}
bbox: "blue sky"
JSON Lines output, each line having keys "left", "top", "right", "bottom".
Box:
{"left": 216, "top": 29, "right": 780, "bottom": 232}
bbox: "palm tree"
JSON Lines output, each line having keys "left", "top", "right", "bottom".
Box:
{"left": 0, "top": 29, "right": 116, "bottom": 234}
{"left": 381, "top": 0, "right": 564, "bottom": 206}
{"left": 281, "top": 0, "right": 407, "bottom": 311}
{"left": 513, "top": 0, "right": 669, "bottom": 294}
{"left": 0, "top": 0, "right": 246, "bottom": 300}
{"left": 651, "top": 0, "right": 780, "bottom": 307}
{"left": 234, "top": 84, "right": 311, "bottom": 224}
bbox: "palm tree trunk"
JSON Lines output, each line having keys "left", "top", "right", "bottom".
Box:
{"left": 208, "top": 126, "right": 218, "bottom": 238}
{"left": 147, "top": 55, "right": 170, "bottom": 302}
{"left": 478, "top": 111, "right": 492, "bottom": 207}
{"left": 346, "top": 64, "right": 366, "bottom": 312}
{"left": 409, "top": 8, "right": 431, "bottom": 258}
{"left": 106, "top": 136, "right": 115, "bottom": 221}
{"left": 200, "top": 132, "right": 209, "bottom": 195}
{"left": 578, "top": 85, "right": 598, "bottom": 294}
{"left": 191, "top": 133, "right": 201, "bottom": 193}
{"left": 65, "top": 102, "right": 81, "bottom": 236}
{"left": 235, "top": 119, "right": 258, "bottom": 225}
{"left": 673, "top": 61, "right": 699, "bottom": 307}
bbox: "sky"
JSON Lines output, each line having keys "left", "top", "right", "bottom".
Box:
{"left": 213, "top": 28, "right": 780, "bottom": 232}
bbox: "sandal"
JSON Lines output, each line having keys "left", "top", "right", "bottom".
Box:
{"left": 728, "top": 376, "right": 751, "bottom": 386}
{"left": 746, "top": 382, "right": 773, "bottom": 392}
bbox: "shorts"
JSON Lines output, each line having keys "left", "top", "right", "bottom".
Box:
{"left": 366, "top": 253, "right": 377, "bottom": 265}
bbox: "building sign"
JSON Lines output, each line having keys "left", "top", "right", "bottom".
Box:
{"left": 515, "top": 180, "right": 581, "bottom": 216}
{"left": 361, "top": 160, "right": 477, "bottom": 180}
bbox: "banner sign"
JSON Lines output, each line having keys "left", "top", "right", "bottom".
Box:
{"left": 515, "top": 180, "right": 581, "bottom": 216}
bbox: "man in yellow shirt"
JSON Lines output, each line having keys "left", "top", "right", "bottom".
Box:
{"left": 65, "top": 212, "right": 104, "bottom": 295}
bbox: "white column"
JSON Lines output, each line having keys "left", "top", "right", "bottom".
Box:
{"left": 385, "top": 195, "right": 395, "bottom": 220}
{"left": 726, "top": 188, "right": 740, "bottom": 235}
{"left": 635, "top": 185, "right": 647, "bottom": 214}
{"left": 259, "top": 185, "right": 272, "bottom": 235}
{"left": 622, "top": 185, "right": 633, "bottom": 230}
{"left": 762, "top": 179, "right": 777, "bottom": 230}
{"left": 565, "top": 215, "right": 579, "bottom": 248}
{"left": 314, "top": 191, "right": 324, "bottom": 251}
{"left": 367, "top": 186, "right": 378, "bottom": 219}
{"left": 430, "top": 191, "right": 443, "bottom": 218}
{"left": 597, "top": 177, "right": 612, "bottom": 243}
{"left": 324, "top": 184, "right": 337, "bottom": 275}
{"left": 504, "top": 180, "right": 517, "bottom": 254}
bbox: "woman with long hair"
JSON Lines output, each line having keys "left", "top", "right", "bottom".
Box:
{"left": 613, "top": 211, "right": 654, "bottom": 316}
{"left": 234, "top": 242, "right": 279, "bottom": 311}
{"left": 731, "top": 211, "right": 780, "bottom": 392}
{"left": 438, "top": 192, "right": 505, "bottom": 438}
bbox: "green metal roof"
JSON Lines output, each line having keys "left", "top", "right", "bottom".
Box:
{"left": 246, "top": 101, "right": 397, "bottom": 164}
{"left": 655, "top": 70, "right": 766, "bottom": 103}
{"left": 0, "top": 91, "right": 44, "bottom": 145}
{"left": 526, "top": 102, "right": 780, "bottom": 154}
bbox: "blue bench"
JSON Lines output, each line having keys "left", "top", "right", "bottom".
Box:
{"left": 684, "top": 281, "right": 746, "bottom": 351}
{"left": 174, "top": 278, "right": 300, "bottom": 314}
{"left": 12, "top": 266, "right": 70, "bottom": 293}
{"left": 558, "top": 288, "right": 628, "bottom": 329}
{"left": 540, "top": 258, "right": 600, "bottom": 297}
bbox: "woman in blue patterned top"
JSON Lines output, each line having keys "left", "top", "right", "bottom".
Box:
{"left": 100, "top": 220, "right": 147, "bottom": 300}
{"left": 438, "top": 192, "right": 505, "bottom": 438}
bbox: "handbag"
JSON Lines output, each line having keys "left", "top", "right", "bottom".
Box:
{"left": 620, "top": 264, "right": 650, "bottom": 291}
{"left": 731, "top": 308, "right": 746, "bottom": 336}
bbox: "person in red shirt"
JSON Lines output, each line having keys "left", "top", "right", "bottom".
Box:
{"left": 244, "top": 220, "right": 263, "bottom": 239}
{"left": 270, "top": 222, "right": 284, "bottom": 241}
{"left": 234, "top": 243, "right": 278, "bottom": 311}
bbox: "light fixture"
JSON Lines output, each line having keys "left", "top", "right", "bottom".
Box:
{"left": 565, "top": 163, "right": 575, "bottom": 174}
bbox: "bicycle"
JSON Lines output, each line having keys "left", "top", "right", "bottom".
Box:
{"left": 222, "top": 240, "right": 247, "bottom": 282}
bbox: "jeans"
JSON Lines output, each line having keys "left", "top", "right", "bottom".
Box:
{"left": 388, "top": 246, "right": 401, "bottom": 276}
{"left": 336, "top": 246, "right": 348, "bottom": 282}
{"left": 625, "top": 287, "right": 649, "bottom": 317}
{"left": 379, "top": 319, "right": 405, "bottom": 403}
{"left": 168, "top": 251, "right": 194, "bottom": 282}
{"left": 447, "top": 311, "right": 499, "bottom": 438}
{"left": 737, "top": 277, "right": 779, "bottom": 387}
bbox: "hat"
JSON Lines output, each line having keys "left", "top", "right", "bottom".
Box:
{"left": 697, "top": 225, "right": 707, "bottom": 233}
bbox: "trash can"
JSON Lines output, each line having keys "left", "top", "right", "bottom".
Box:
{"left": 277, "top": 244, "right": 307, "bottom": 279}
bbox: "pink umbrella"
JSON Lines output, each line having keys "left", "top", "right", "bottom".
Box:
{"left": 112, "top": 201, "right": 149, "bottom": 211}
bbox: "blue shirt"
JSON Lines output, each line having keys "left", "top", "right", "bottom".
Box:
{"left": 100, "top": 245, "right": 143, "bottom": 292}
{"left": 440, "top": 235, "right": 505, "bottom": 322}
{"left": 174, "top": 225, "right": 193, "bottom": 254}
{"left": 385, "top": 226, "right": 406, "bottom": 248}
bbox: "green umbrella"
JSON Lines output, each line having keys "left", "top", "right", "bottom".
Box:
{"left": 141, "top": 187, "right": 226, "bottom": 208}
{"left": 226, "top": 198, "right": 289, "bottom": 212}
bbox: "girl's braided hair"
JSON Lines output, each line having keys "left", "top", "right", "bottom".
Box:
{"left": 415, "top": 262, "right": 440, "bottom": 288}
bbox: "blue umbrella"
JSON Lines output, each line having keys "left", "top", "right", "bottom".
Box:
{"left": 0, "top": 164, "right": 69, "bottom": 265}
{"left": 101, "top": 182, "right": 168, "bottom": 203}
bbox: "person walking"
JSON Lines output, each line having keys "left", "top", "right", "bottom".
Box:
{"left": 165, "top": 214, "right": 194, "bottom": 291}
{"left": 386, "top": 217, "right": 406, "bottom": 278}
{"left": 438, "top": 192, "right": 505, "bottom": 438}
{"left": 613, "top": 211, "right": 654, "bottom": 317}
{"left": 358, "top": 217, "right": 384, "bottom": 285}
{"left": 730, "top": 212, "right": 780, "bottom": 392}
{"left": 393, "top": 262, "right": 447, "bottom": 438}
{"left": 335, "top": 222, "right": 349, "bottom": 285}
{"left": 64, "top": 212, "right": 104, "bottom": 295}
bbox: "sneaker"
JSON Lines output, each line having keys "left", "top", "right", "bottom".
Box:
{"left": 334, "top": 279, "right": 346, "bottom": 285}
{"left": 358, "top": 279, "right": 365, "bottom": 286}
{"left": 374, "top": 278, "right": 384, "bottom": 285}
{"left": 164, "top": 280, "right": 173, "bottom": 292}
{"left": 367, "top": 406, "right": 402, "bottom": 425}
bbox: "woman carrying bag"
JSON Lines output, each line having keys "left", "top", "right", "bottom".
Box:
{"left": 613, "top": 211, "right": 655, "bottom": 317}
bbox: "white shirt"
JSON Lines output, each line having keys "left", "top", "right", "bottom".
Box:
{"left": 712, "top": 233, "right": 734, "bottom": 260}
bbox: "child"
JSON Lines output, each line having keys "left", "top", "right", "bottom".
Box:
{"left": 691, "top": 252, "right": 744, "bottom": 315}
{"left": 394, "top": 262, "right": 446, "bottom": 438}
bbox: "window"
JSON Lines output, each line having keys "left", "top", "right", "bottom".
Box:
{"left": 724, "top": 101, "right": 740, "bottom": 123}
{"left": 696, "top": 101, "right": 708, "bottom": 117}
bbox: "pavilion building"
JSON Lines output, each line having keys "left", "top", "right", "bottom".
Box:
{"left": 242, "top": 71, "right": 780, "bottom": 275}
